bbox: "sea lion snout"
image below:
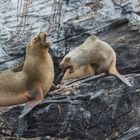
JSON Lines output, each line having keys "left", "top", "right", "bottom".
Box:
{"left": 59, "top": 63, "right": 66, "bottom": 69}
{"left": 59, "top": 62, "right": 69, "bottom": 69}
{"left": 59, "top": 63, "right": 71, "bottom": 69}
{"left": 38, "top": 32, "right": 47, "bottom": 47}
{"left": 60, "top": 57, "right": 71, "bottom": 68}
{"left": 38, "top": 32, "right": 52, "bottom": 48}
{"left": 59, "top": 61, "right": 74, "bottom": 74}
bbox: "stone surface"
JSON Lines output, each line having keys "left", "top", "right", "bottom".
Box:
{"left": 0, "top": 0, "right": 140, "bottom": 139}
{"left": 0, "top": 73, "right": 140, "bottom": 140}
{"left": 0, "top": 0, "right": 140, "bottom": 70}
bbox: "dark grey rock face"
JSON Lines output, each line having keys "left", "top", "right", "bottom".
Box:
{"left": 0, "top": 0, "right": 140, "bottom": 140}
{"left": 0, "top": 73, "right": 140, "bottom": 140}
{"left": 0, "top": 0, "right": 140, "bottom": 70}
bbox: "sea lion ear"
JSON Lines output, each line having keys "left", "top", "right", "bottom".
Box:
{"left": 90, "top": 35, "right": 98, "bottom": 40}
{"left": 45, "top": 42, "right": 52, "bottom": 48}
{"left": 65, "top": 57, "right": 70, "bottom": 62}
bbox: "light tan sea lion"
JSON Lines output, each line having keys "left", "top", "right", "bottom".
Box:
{"left": 0, "top": 32, "right": 54, "bottom": 117}
{"left": 60, "top": 35, "right": 131, "bottom": 87}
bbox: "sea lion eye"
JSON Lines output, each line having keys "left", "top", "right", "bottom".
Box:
{"left": 65, "top": 57, "right": 70, "bottom": 62}
{"left": 34, "top": 37, "right": 38, "bottom": 41}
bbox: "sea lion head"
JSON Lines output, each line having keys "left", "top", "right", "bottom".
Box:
{"left": 59, "top": 57, "right": 75, "bottom": 73}
{"left": 28, "top": 32, "right": 51, "bottom": 50}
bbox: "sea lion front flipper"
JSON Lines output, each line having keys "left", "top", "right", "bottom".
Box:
{"left": 19, "top": 86, "right": 44, "bottom": 118}
{"left": 50, "top": 83, "right": 59, "bottom": 91}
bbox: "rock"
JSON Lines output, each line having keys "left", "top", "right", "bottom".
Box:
{"left": 0, "top": 73, "right": 140, "bottom": 140}
{"left": 0, "top": 0, "right": 140, "bottom": 69}
{"left": 0, "top": 0, "right": 140, "bottom": 139}
{"left": 128, "top": 13, "right": 140, "bottom": 32}
{"left": 0, "top": 18, "right": 140, "bottom": 138}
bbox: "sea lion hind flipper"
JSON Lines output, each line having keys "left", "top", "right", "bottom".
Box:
{"left": 114, "top": 73, "right": 132, "bottom": 87}
{"left": 19, "top": 86, "right": 44, "bottom": 118}
{"left": 108, "top": 67, "right": 132, "bottom": 87}
{"left": 19, "top": 100, "right": 42, "bottom": 119}
{"left": 108, "top": 60, "right": 132, "bottom": 87}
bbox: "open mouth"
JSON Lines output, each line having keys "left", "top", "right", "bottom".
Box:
{"left": 68, "top": 65, "right": 73, "bottom": 69}
{"left": 63, "top": 65, "right": 74, "bottom": 73}
{"left": 38, "top": 32, "right": 47, "bottom": 46}
{"left": 60, "top": 63, "right": 72, "bottom": 69}
{"left": 69, "top": 66, "right": 74, "bottom": 73}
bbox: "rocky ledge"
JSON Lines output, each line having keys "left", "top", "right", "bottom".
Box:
{"left": 0, "top": 0, "right": 140, "bottom": 140}
{"left": 0, "top": 18, "right": 140, "bottom": 140}
{"left": 0, "top": 73, "right": 139, "bottom": 140}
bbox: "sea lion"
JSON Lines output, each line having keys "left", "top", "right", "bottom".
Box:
{"left": 0, "top": 32, "right": 54, "bottom": 117}
{"left": 61, "top": 64, "right": 95, "bottom": 83}
{"left": 60, "top": 35, "right": 131, "bottom": 87}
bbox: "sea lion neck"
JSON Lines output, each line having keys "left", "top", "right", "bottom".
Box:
{"left": 26, "top": 42, "right": 49, "bottom": 58}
